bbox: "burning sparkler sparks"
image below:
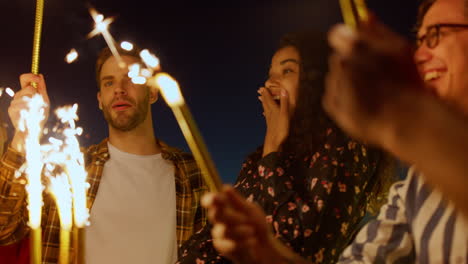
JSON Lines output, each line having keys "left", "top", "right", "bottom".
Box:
{"left": 65, "top": 49, "right": 79, "bottom": 64}
{"left": 0, "top": 87, "right": 14, "bottom": 98}
{"left": 17, "top": 95, "right": 89, "bottom": 264}
{"left": 48, "top": 173, "right": 72, "bottom": 264}
{"left": 140, "top": 49, "right": 160, "bottom": 70}
{"left": 40, "top": 104, "right": 89, "bottom": 264}
{"left": 88, "top": 8, "right": 125, "bottom": 68}
{"left": 121, "top": 41, "right": 134, "bottom": 51}
{"left": 17, "top": 94, "right": 47, "bottom": 264}
{"left": 154, "top": 73, "right": 184, "bottom": 106}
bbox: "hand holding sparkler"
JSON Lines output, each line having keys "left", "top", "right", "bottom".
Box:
{"left": 9, "top": 74, "right": 50, "bottom": 153}
{"left": 325, "top": 5, "right": 421, "bottom": 147}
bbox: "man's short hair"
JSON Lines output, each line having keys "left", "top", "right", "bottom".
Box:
{"left": 415, "top": 0, "right": 468, "bottom": 32}
{"left": 95, "top": 46, "right": 142, "bottom": 89}
{"left": 415, "top": 0, "right": 437, "bottom": 32}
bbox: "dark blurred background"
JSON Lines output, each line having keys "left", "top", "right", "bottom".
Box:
{"left": 0, "top": 0, "right": 418, "bottom": 183}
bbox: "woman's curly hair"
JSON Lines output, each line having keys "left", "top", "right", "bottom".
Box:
{"left": 277, "top": 31, "right": 335, "bottom": 155}
{"left": 277, "top": 31, "right": 398, "bottom": 215}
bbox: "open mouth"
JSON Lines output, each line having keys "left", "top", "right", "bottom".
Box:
{"left": 424, "top": 71, "right": 444, "bottom": 82}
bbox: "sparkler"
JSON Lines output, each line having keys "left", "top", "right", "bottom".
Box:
{"left": 339, "top": 0, "right": 369, "bottom": 28}
{"left": 18, "top": 94, "right": 46, "bottom": 264}
{"left": 122, "top": 42, "right": 221, "bottom": 191}
{"left": 27, "top": 0, "right": 46, "bottom": 261}
{"left": 48, "top": 173, "right": 72, "bottom": 264}
{"left": 57, "top": 105, "right": 88, "bottom": 264}
{"left": 151, "top": 73, "right": 222, "bottom": 192}
{"left": 41, "top": 105, "right": 89, "bottom": 264}
{"left": 88, "top": 8, "right": 125, "bottom": 68}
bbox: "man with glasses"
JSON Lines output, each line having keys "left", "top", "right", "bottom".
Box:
{"left": 323, "top": 0, "right": 468, "bottom": 261}
{"left": 192, "top": 0, "right": 468, "bottom": 263}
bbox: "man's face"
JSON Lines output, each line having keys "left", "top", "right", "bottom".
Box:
{"left": 97, "top": 55, "right": 156, "bottom": 131}
{"left": 415, "top": 0, "right": 468, "bottom": 113}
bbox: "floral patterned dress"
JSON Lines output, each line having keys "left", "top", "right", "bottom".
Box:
{"left": 177, "top": 127, "right": 381, "bottom": 264}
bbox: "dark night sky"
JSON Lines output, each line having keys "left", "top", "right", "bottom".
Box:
{"left": 0, "top": 0, "right": 418, "bottom": 183}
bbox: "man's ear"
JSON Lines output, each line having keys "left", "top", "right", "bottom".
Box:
{"left": 149, "top": 86, "right": 159, "bottom": 104}
{"left": 97, "top": 92, "right": 103, "bottom": 110}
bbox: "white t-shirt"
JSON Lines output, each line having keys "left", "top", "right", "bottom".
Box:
{"left": 85, "top": 142, "right": 177, "bottom": 264}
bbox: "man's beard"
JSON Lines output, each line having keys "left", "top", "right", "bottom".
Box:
{"left": 102, "top": 94, "right": 150, "bottom": 132}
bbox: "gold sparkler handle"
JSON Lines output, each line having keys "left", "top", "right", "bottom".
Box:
{"left": 73, "top": 227, "right": 86, "bottom": 264}
{"left": 31, "top": 228, "right": 42, "bottom": 264}
{"left": 31, "top": 0, "right": 45, "bottom": 88}
{"left": 355, "top": 0, "right": 369, "bottom": 22}
{"left": 173, "top": 105, "right": 223, "bottom": 192}
{"left": 339, "top": 0, "right": 357, "bottom": 28}
{"left": 339, "top": 0, "right": 369, "bottom": 28}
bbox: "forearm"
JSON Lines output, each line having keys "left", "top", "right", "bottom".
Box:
{"left": 384, "top": 93, "right": 468, "bottom": 216}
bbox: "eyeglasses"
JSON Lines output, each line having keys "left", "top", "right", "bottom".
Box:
{"left": 417, "top": 23, "right": 468, "bottom": 49}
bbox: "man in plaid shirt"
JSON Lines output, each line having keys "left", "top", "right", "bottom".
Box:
{"left": 0, "top": 46, "right": 208, "bottom": 263}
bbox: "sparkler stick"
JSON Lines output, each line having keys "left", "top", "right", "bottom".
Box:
{"left": 354, "top": 0, "right": 369, "bottom": 22}
{"left": 151, "top": 73, "right": 222, "bottom": 192}
{"left": 28, "top": 1, "right": 45, "bottom": 261}
{"left": 339, "top": 0, "right": 369, "bottom": 28}
{"left": 73, "top": 227, "right": 86, "bottom": 264}
{"left": 31, "top": 0, "right": 44, "bottom": 88}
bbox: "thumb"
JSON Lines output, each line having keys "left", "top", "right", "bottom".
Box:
{"left": 279, "top": 89, "right": 289, "bottom": 117}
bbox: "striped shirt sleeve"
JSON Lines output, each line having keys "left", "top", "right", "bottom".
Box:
{"left": 338, "top": 176, "right": 416, "bottom": 263}
{"left": 0, "top": 147, "right": 29, "bottom": 245}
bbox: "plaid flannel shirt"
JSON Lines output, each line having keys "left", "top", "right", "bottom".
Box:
{"left": 0, "top": 138, "right": 208, "bottom": 263}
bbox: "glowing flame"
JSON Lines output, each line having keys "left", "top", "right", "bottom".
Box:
{"left": 127, "top": 49, "right": 162, "bottom": 86}
{"left": 128, "top": 63, "right": 141, "bottom": 78}
{"left": 88, "top": 8, "right": 125, "bottom": 69}
{"left": 0, "top": 88, "right": 3, "bottom": 97}
{"left": 41, "top": 104, "right": 89, "bottom": 228}
{"left": 140, "top": 49, "right": 160, "bottom": 69}
{"left": 132, "top": 76, "right": 146, "bottom": 85}
{"left": 121, "top": 41, "right": 134, "bottom": 51}
{"left": 141, "top": 69, "right": 152, "bottom": 78}
{"left": 65, "top": 49, "right": 79, "bottom": 64}
{"left": 19, "top": 94, "right": 47, "bottom": 229}
{"left": 48, "top": 173, "right": 73, "bottom": 230}
{"left": 154, "top": 73, "right": 184, "bottom": 106}
{"left": 5, "top": 87, "right": 15, "bottom": 97}
{"left": 48, "top": 171, "right": 72, "bottom": 263}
